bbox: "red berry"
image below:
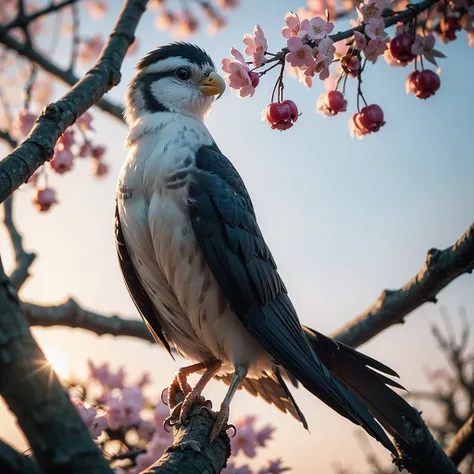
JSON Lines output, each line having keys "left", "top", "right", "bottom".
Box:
{"left": 406, "top": 70, "right": 440, "bottom": 99}
{"left": 281, "top": 100, "right": 299, "bottom": 121}
{"left": 319, "top": 91, "right": 347, "bottom": 116}
{"left": 356, "top": 104, "right": 385, "bottom": 133}
{"left": 389, "top": 34, "right": 415, "bottom": 63}
{"left": 264, "top": 101, "right": 299, "bottom": 131}
{"left": 249, "top": 71, "right": 259, "bottom": 89}
{"left": 32, "top": 187, "right": 57, "bottom": 212}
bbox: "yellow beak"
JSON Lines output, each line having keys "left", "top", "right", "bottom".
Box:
{"left": 198, "top": 72, "right": 226, "bottom": 98}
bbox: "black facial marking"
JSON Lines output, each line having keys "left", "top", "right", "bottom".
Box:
{"left": 137, "top": 42, "right": 215, "bottom": 70}
{"left": 138, "top": 71, "right": 175, "bottom": 113}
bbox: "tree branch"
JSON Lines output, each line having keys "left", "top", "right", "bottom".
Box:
{"left": 330, "top": 221, "right": 474, "bottom": 347}
{"left": 0, "top": 30, "right": 123, "bottom": 122}
{"left": 0, "top": 0, "right": 147, "bottom": 203}
{"left": 144, "top": 403, "right": 231, "bottom": 474}
{"left": 22, "top": 297, "right": 154, "bottom": 341}
{"left": 2, "top": 194, "right": 36, "bottom": 291}
{"left": 0, "top": 439, "right": 41, "bottom": 474}
{"left": 0, "top": 255, "right": 114, "bottom": 473}
{"left": 446, "top": 414, "right": 474, "bottom": 466}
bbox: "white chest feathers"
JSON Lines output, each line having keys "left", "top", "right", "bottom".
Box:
{"left": 117, "top": 113, "right": 271, "bottom": 377}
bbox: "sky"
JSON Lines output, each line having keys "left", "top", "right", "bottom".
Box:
{"left": 1, "top": 1, "right": 474, "bottom": 472}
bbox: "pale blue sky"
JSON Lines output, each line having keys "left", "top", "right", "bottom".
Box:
{"left": 1, "top": 1, "right": 473, "bottom": 472}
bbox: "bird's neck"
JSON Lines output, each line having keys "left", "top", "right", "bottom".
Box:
{"left": 125, "top": 111, "right": 208, "bottom": 149}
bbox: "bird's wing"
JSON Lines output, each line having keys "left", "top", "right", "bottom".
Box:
{"left": 188, "top": 146, "right": 395, "bottom": 453}
{"left": 115, "top": 202, "right": 173, "bottom": 356}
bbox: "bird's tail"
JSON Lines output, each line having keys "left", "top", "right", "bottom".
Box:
{"left": 302, "top": 325, "right": 422, "bottom": 444}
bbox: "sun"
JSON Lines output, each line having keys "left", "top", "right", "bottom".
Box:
{"left": 42, "top": 346, "right": 70, "bottom": 379}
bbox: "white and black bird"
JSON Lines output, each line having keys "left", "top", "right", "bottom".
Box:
{"left": 115, "top": 42, "right": 420, "bottom": 448}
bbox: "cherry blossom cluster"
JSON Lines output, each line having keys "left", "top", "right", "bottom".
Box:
{"left": 66, "top": 360, "right": 288, "bottom": 473}
{"left": 221, "top": 0, "right": 473, "bottom": 138}
{"left": 11, "top": 110, "right": 109, "bottom": 212}
{"left": 149, "top": 0, "right": 239, "bottom": 36}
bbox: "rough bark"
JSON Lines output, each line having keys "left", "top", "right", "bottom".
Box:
{"left": 0, "top": 439, "right": 41, "bottom": 474}
{"left": 0, "top": 257, "right": 114, "bottom": 474}
{"left": 0, "top": 0, "right": 148, "bottom": 203}
{"left": 330, "top": 222, "right": 474, "bottom": 347}
{"left": 144, "top": 404, "right": 231, "bottom": 474}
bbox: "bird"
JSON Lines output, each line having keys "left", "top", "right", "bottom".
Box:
{"left": 115, "top": 42, "right": 421, "bottom": 450}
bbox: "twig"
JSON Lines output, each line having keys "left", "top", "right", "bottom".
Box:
{"left": 69, "top": 2, "right": 80, "bottom": 72}
{"left": 0, "top": 0, "right": 146, "bottom": 203}
{"left": 0, "top": 32, "right": 123, "bottom": 121}
{"left": 2, "top": 195, "right": 36, "bottom": 291}
{"left": 0, "top": 130, "right": 18, "bottom": 148}
{"left": 331, "top": 221, "right": 474, "bottom": 347}
{"left": 446, "top": 414, "right": 474, "bottom": 466}
{"left": 1, "top": 0, "right": 81, "bottom": 32}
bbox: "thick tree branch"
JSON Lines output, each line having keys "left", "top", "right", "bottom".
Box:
{"left": 23, "top": 298, "right": 153, "bottom": 341}
{"left": 330, "top": 221, "right": 474, "bottom": 347}
{"left": 0, "top": 439, "right": 41, "bottom": 474}
{"left": 3, "top": 195, "right": 36, "bottom": 291}
{"left": 0, "top": 0, "right": 147, "bottom": 203}
{"left": 0, "top": 256, "right": 114, "bottom": 474}
{"left": 446, "top": 414, "right": 474, "bottom": 466}
{"left": 144, "top": 403, "right": 231, "bottom": 474}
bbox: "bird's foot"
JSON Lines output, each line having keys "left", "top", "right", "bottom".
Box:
{"left": 163, "top": 402, "right": 183, "bottom": 431}
{"left": 209, "top": 401, "right": 231, "bottom": 443}
{"left": 180, "top": 391, "right": 208, "bottom": 424}
{"left": 167, "top": 370, "right": 193, "bottom": 409}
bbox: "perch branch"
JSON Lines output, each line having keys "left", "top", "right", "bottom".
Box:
{"left": 330, "top": 221, "right": 474, "bottom": 347}
{"left": 0, "top": 0, "right": 147, "bottom": 203}
{"left": 446, "top": 414, "right": 474, "bottom": 466}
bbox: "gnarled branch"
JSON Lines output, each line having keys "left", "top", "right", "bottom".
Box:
{"left": 331, "top": 222, "right": 474, "bottom": 347}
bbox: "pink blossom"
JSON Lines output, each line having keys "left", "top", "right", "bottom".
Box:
{"left": 154, "top": 10, "right": 175, "bottom": 30}
{"left": 56, "top": 130, "right": 75, "bottom": 152}
{"left": 78, "top": 35, "right": 104, "bottom": 64}
{"left": 137, "top": 420, "right": 154, "bottom": 441}
{"left": 468, "top": 30, "right": 474, "bottom": 47}
{"left": 92, "top": 160, "right": 109, "bottom": 178}
{"left": 73, "top": 401, "right": 107, "bottom": 439}
{"left": 256, "top": 424, "right": 275, "bottom": 446}
{"left": 357, "top": 0, "right": 386, "bottom": 22}
{"left": 121, "top": 387, "right": 145, "bottom": 426}
{"left": 79, "top": 143, "right": 92, "bottom": 158}
{"left": 153, "top": 401, "right": 170, "bottom": 434}
{"left": 32, "top": 79, "right": 54, "bottom": 104}
{"left": 306, "top": 0, "right": 337, "bottom": 17}
{"left": 136, "top": 371, "right": 152, "bottom": 388}
{"left": 77, "top": 111, "right": 95, "bottom": 131}
{"left": 13, "top": 110, "right": 36, "bottom": 137}
{"left": 305, "top": 38, "right": 335, "bottom": 80}
{"left": 222, "top": 48, "right": 256, "bottom": 97}
{"left": 300, "top": 17, "right": 334, "bottom": 40}
{"left": 285, "top": 37, "right": 314, "bottom": 68}
{"left": 231, "top": 424, "right": 257, "bottom": 458}
{"left": 50, "top": 149, "right": 74, "bottom": 174}
{"left": 176, "top": 12, "right": 199, "bottom": 36}
{"left": 92, "top": 145, "right": 106, "bottom": 159}
{"left": 87, "top": 360, "right": 125, "bottom": 389}
{"left": 106, "top": 397, "right": 125, "bottom": 430}
{"left": 223, "top": 463, "right": 253, "bottom": 474}
{"left": 216, "top": 0, "right": 239, "bottom": 9}
{"left": 353, "top": 31, "right": 367, "bottom": 50}
{"left": 258, "top": 459, "right": 290, "bottom": 474}
{"left": 349, "top": 113, "right": 366, "bottom": 139}
{"left": 85, "top": 0, "right": 108, "bottom": 19}
{"left": 364, "top": 38, "right": 388, "bottom": 63}
{"left": 411, "top": 33, "right": 445, "bottom": 65}
{"left": 365, "top": 18, "right": 388, "bottom": 40}
{"left": 243, "top": 25, "right": 267, "bottom": 67}
{"left": 384, "top": 48, "right": 406, "bottom": 67}
{"left": 281, "top": 12, "right": 300, "bottom": 39}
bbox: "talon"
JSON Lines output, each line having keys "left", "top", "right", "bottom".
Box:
{"left": 180, "top": 391, "right": 208, "bottom": 425}
{"left": 161, "top": 387, "right": 169, "bottom": 406}
{"left": 225, "top": 423, "right": 236, "bottom": 437}
{"left": 209, "top": 401, "right": 230, "bottom": 444}
{"left": 168, "top": 378, "right": 181, "bottom": 409}
{"left": 163, "top": 400, "right": 183, "bottom": 431}
{"left": 199, "top": 405, "right": 215, "bottom": 418}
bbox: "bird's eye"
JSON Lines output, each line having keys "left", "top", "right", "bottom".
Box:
{"left": 175, "top": 67, "right": 191, "bottom": 81}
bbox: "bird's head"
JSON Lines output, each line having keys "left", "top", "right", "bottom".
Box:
{"left": 125, "top": 43, "right": 226, "bottom": 125}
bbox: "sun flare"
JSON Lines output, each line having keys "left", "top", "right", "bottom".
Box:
{"left": 43, "top": 346, "right": 70, "bottom": 378}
